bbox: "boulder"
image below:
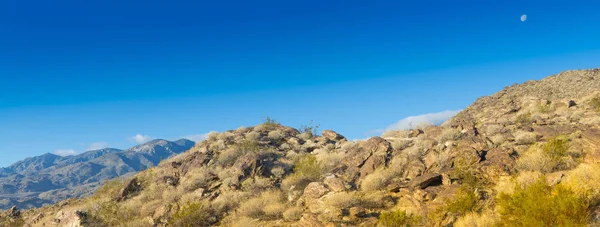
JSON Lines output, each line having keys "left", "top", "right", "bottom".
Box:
{"left": 31, "top": 213, "right": 44, "bottom": 224}
{"left": 324, "top": 176, "right": 346, "bottom": 192}
{"left": 349, "top": 207, "right": 366, "bottom": 218}
{"left": 322, "top": 130, "right": 345, "bottom": 141}
{"left": 568, "top": 100, "right": 577, "bottom": 108}
{"left": 409, "top": 173, "right": 442, "bottom": 189}
{"left": 304, "top": 182, "right": 329, "bottom": 199}
{"left": 53, "top": 210, "right": 87, "bottom": 227}
{"left": 8, "top": 206, "right": 20, "bottom": 218}
{"left": 119, "top": 178, "right": 143, "bottom": 201}
{"left": 409, "top": 129, "right": 424, "bottom": 138}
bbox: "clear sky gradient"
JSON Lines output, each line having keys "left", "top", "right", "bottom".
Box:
{"left": 1, "top": 0, "right": 599, "bottom": 166}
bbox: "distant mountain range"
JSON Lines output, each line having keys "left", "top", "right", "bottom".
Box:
{"left": 0, "top": 139, "right": 195, "bottom": 209}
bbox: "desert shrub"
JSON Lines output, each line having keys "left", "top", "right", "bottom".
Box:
{"left": 282, "top": 155, "right": 322, "bottom": 190}
{"left": 283, "top": 206, "right": 304, "bottom": 221}
{"left": 496, "top": 179, "right": 588, "bottom": 227}
{"left": 267, "top": 130, "right": 284, "bottom": 141}
{"left": 261, "top": 117, "right": 280, "bottom": 130}
{"left": 542, "top": 136, "right": 569, "bottom": 160}
{"left": 537, "top": 101, "right": 553, "bottom": 113}
{"left": 360, "top": 190, "right": 392, "bottom": 209}
{"left": 360, "top": 168, "right": 393, "bottom": 192}
{"left": 485, "top": 124, "right": 504, "bottom": 136}
{"left": 245, "top": 131, "right": 260, "bottom": 141}
{"left": 140, "top": 199, "right": 163, "bottom": 217}
{"left": 235, "top": 139, "right": 261, "bottom": 153}
{"left": 517, "top": 136, "right": 576, "bottom": 173}
{"left": 489, "top": 134, "right": 507, "bottom": 145}
{"left": 454, "top": 210, "right": 498, "bottom": 227}
{"left": 378, "top": 210, "right": 420, "bottom": 227}
{"left": 516, "top": 112, "right": 532, "bottom": 125}
{"left": 237, "top": 190, "right": 287, "bottom": 220}
{"left": 93, "top": 179, "right": 125, "bottom": 200}
{"left": 315, "top": 151, "right": 346, "bottom": 173}
{"left": 324, "top": 191, "right": 359, "bottom": 209}
{"left": 438, "top": 128, "right": 462, "bottom": 144}
{"left": 89, "top": 200, "right": 136, "bottom": 226}
{"left": 0, "top": 217, "right": 25, "bottom": 227}
{"left": 241, "top": 177, "right": 274, "bottom": 194}
{"left": 218, "top": 147, "right": 245, "bottom": 166}
{"left": 444, "top": 186, "right": 481, "bottom": 216}
{"left": 168, "top": 201, "right": 215, "bottom": 227}
{"left": 180, "top": 167, "right": 213, "bottom": 192}
{"left": 562, "top": 164, "right": 600, "bottom": 202}
{"left": 389, "top": 139, "right": 412, "bottom": 151}
{"left": 516, "top": 146, "right": 554, "bottom": 173}
{"left": 298, "top": 120, "right": 320, "bottom": 138}
{"left": 212, "top": 191, "right": 252, "bottom": 214}
{"left": 590, "top": 95, "right": 600, "bottom": 111}
{"left": 514, "top": 131, "right": 537, "bottom": 145}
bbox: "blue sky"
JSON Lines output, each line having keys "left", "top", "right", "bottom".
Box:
{"left": 1, "top": 0, "right": 599, "bottom": 166}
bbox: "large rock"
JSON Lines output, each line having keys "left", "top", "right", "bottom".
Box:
{"left": 7, "top": 206, "right": 20, "bottom": 218}
{"left": 324, "top": 176, "right": 346, "bottom": 192}
{"left": 119, "top": 178, "right": 142, "bottom": 201}
{"left": 409, "top": 172, "right": 442, "bottom": 189}
{"left": 303, "top": 182, "right": 329, "bottom": 199}
{"left": 322, "top": 130, "right": 345, "bottom": 141}
{"left": 53, "top": 210, "right": 87, "bottom": 227}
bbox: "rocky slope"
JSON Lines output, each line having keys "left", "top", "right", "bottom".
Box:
{"left": 3, "top": 68, "right": 600, "bottom": 227}
{"left": 0, "top": 139, "right": 194, "bottom": 210}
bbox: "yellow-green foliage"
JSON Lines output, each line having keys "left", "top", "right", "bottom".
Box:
{"left": 0, "top": 216, "right": 25, "bottom": 227}
{"left": 516, "top": 112, "right": 533, "bottom": 125}
{"left": 590, "top": 96, "right": 600, "bottom": 111}
{"left": 283, "top": 206, "right": 304, "bottom": 221}
{"left": 378, "top": 210, "right": 420, "bottom": 227}
{"left": 496, "top": 179, "right": 588, "bottom": 227}
{"left": 282, "top": 155, "right": 322, "bottom": 190}
{"left": 324, "top": 191, "right": 359, "bottom": 209}
{"left": 454, "top": 210, "right": 498, "bottom": 227}
{"left": 537, "top": 101, "right": 553, "bottom": 113}
{"left": 517, "top": 136, "right": 578, "bottom": 173}
{"left": 93, "top": 179, "right": 125, "bottom": 199}
{"left": 262, "top": 117, "right": 280, "bottom": 130}
{"left": 168, "top": 201, "right": 215, "bottom": 227}
{"left": 237, "top": 190, "right": 287, "bottom": 220}
{"left": 562, "top": 164, "right": 600, "bottom": 202}
{"left": 444, "top": 186, "right": 481, "bottom": 216}
{"left": 89, "top": 200, "right": 136, "bottom": 226}
{"left": 542, "top": 136, "right": 569, "bottom": 160}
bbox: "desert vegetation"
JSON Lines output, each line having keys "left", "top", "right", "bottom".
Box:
{"left": 4, "top": 69, "right": 600, "bottom": 227}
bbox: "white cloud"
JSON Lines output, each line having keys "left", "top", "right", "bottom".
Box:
{"left": 53, "top": 149, "right": 78, "bottom": 156}
{"left": 181, "top": 132, "right": 213, "bottom": 142}
{"left": 129, "top": 134, "right": 154, "bottom": 144}
{"left": 384, "top": 110, "right": 461, "bottom": 132}
{"left": 87, "top": 142, "right": 109, "bottom": 151}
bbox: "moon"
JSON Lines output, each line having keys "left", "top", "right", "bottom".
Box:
{"left": 521, "top": 14, "right": 527, "bottom": 22}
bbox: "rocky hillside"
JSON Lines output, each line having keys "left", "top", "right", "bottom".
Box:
{"left": 3, "top": 68, "right": 600, "bottom": 227}
{"left": 0, "top": 139, "right": 194, "bottom": 210}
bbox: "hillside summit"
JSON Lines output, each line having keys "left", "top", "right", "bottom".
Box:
{"left": 3, "top": 68, "right": 600, "bottom": 226}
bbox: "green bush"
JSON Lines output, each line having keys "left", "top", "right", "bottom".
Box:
{"left": 496, "top": 179, "right": 588, "bottom": 227}
{"left": 298, "top": 120, "right": 320, "bottom": 137}
{"left": 168, "top": 201, "right": 215, "bottom": 227}
{"left": 88, "top": 200, "right": 135, "bottom": 226}
{"left": 590, "top": 96, "right": 600, "bottom": 112}
{"left": 516, "top": 112, "right": 532, "bottom": 126}
{"left": 542, "top": 136, "right": 569, "bottom": 159}
{"left": 282, "top": 155, "right": 323, "bottom": 190}
{"left": 262, "top": 117, "right": 280, "bottom": 130}
{"left": 378, "top": 210, "right": 420, "bottom": 227}
{"left": 445, "top": 186, "right": 481, "bottom": 216}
